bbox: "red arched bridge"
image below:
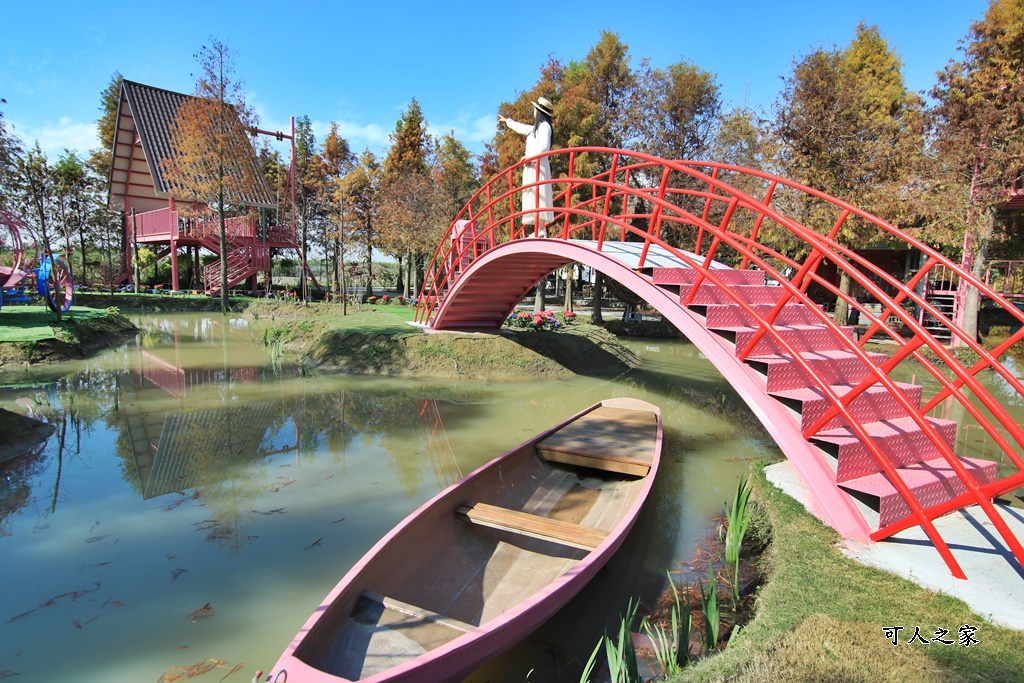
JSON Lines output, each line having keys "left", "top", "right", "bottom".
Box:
{"left": 414, "top": 147, "right": 1024, "bottom": 580}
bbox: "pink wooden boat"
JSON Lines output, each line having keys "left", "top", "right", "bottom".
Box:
{"left": 268, "top": 397, "right": 663, "bottom": 683}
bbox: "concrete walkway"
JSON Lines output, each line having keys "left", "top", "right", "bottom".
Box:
{"left": 765, "top": 461, "right": 1024, "bottom": 630}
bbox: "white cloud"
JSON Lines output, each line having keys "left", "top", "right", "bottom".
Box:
{"left": 10, "top": 116, "right": 98, "bottom": 159}
{"left": 333, "top": 119, "right": 390, "bottom": 150}
{"left": 428, "top": 113, "right": 497, "bottom": 155}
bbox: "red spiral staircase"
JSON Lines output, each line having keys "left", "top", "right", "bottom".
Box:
{"left": 414, "top": 147, "right": 1024, "bottom": 580}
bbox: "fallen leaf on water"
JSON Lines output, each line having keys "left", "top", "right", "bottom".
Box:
{"left": 175, "top": 645, "right": 189, "bottom": 650}
{"left": 189, "top": 603, "right": 214, "bottom": 623}
{"left": 267, "top": 477, "right": 296, "bottom": 493}
{"left": 247, "top": 535, "right": 259, "bottom": 540}
{"left": 6, "top": 609, "right": 36, "bottom": 623}
{"left": 205, "top": 528, "right": 232, "bottom": 541}
{"left": 71, "top": 614, "right": 99, "bottom": 629}
{"left": 171, "top": 568, "right": 188, "bottom": 582}
{"left": 88, "top": 521, "right": 100, "bottom": 532}
{"left": 193, "top": 519, "right": 220, "bottom": 532}
{"left": 0, "top": 670, "right": 18, "bottom": 680}
{"left": 167, "top": 554, "right": 177, "bottom": 560}
{"left": 84, "top": 535, "right": 109, "bottom": 543}
{"left": 251, "top": 508, "right": 286, "bottom": 516}
{"left": 331, "top": 518, "right": 346, "bottom": 524}
{"left": 102, "top": 598, "right": 124, "bottom": 607}
{"left": 304, "top": 538, "right": 322, "bottom": 550}
{"left": 162, "top": 498, "right": 188, "bottom": 512}
{"left": 79, "top": 558, "right": 119, "bottom": 570}
{"left": 42, "top": 582, "right": 101, "bottom": 606}
{"left": 219, "top": 662, "right": 245, "bottom": 680}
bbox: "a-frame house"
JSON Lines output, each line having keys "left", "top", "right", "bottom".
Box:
{"left": 106, "top": 79, "right": 308, "bottom": 293}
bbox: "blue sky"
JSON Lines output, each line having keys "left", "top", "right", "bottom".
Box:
{"left": 1, "top": 0, "right": 990, "bottom": 163}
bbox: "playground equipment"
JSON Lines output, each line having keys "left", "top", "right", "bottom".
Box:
{"left": 0, "top": 210, "right": 73, "bottom": 313}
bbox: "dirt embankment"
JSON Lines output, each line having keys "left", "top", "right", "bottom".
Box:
{"left": 307, "top": 328, "right": 640, "bottom": 380}
{"left": 0, "top": 311, "right": 138, "bottom": 367}
{"left": 250, "top": 306, "right": 642, "bottom": 380}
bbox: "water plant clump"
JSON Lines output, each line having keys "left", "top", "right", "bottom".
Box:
{"left": 581, "top": 473, "right": 763, "bottom": 680}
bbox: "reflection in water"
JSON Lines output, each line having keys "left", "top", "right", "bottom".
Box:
{"left": 7, "top": 315, "right": 1016, "bottom": 682}
{"left": 0, "top": 317, "right": 775, "bottom": 682}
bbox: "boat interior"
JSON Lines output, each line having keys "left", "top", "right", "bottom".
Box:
{"left": 295, "top": 404, "right": 660, "bottom": 680}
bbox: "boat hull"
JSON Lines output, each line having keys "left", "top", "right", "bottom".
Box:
{"left": 269, "top": 397, "right": 663, "bottom": 683}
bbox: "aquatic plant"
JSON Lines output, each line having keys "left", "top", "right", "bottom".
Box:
{"left": 725, "top": 474, "right": 752, "bottom": 604}
{"left": 642, "top": 572, "right": 691, "bottom": 675}
{"left": 700, "top": 564, "right": 721, "bottom": 652}
{"left": 580, "top": 599, "right": 642, "bottom": 683}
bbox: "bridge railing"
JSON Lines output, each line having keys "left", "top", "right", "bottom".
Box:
{"left": 415, "top": 147, "right": 1024, "bottom": 579}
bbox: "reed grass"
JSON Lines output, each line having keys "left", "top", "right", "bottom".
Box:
{"left": 700, "top": 565, "right": 721, "bottom": 653}
{"left": 642, "top": 572, "right": 692, "bottom": 676}
{"left": 580, "top": 598, "right": 642, "bottom": 683}
{"left": 671, "top": 465, "right": 1024, "bottom": 683}
{"left": 724, "top": 474, "right": 752, "bottom": 605}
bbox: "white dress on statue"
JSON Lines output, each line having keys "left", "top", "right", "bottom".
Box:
{"left": 504, "top": 118, "right": 553, "bottom": 228}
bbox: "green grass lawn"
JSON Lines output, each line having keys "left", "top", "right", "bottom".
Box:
{"left": 675, "top": 465, "right": 1024, "bottom": 683}
{"left": 0, "top": 306, "right": 109, "bottom": 343}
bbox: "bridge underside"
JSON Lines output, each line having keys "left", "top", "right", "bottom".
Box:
{"left": 431, "top": 240, "right": 873, "bottom": 543}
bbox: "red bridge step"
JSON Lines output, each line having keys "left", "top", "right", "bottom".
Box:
{"left": 680, "top": 284, "right": 787, "bottom": 305}
{"left": 770, "top": 382, "right": 923, "bottom": 432}
{"left": 810, "top": 416, "right": 959, "bottom": 482}
{"left": 839, "top": 456, "right": 999, "bottom": 529}
{"left": 653, "top": 268, "right": 765, "bottom": 287}
{"left": 717, "top": 324, "right": 855, "bottom": 356}
{"left": 696, "top": 302, "right": 826, "bottom": 328}
{"left": 746, "top": 349, "right": 888, "bottom": 392}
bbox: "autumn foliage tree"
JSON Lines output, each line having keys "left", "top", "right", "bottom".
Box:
{"left": 931, "top": 0, "right": 1024, "bottom": 342}
{"left": 161, "top": 38, "right": 262, "bottom": 313}
{"left": 378, "top": 98, "right": 442, "bottom": 297}
{"left": 773, "top": 24, "right": 925, "bottom": 323}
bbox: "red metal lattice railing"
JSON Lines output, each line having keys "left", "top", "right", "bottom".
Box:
{"left": 415, "top": 147, "right": 1024, "bottom": 579}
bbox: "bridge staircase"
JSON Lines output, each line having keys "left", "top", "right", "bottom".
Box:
{"left": 651, "top": 267, "right": 998, "bottom": 534}
{"left": 414, "top": 147, "right": 1024, "bottom": 579}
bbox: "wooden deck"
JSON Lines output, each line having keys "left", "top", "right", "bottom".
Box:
{"left": 535, "top": 406, "right": 659, "bottom": 476}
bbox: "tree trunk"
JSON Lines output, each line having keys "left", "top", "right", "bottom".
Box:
{"left": 591, "top": 271, "right": 604, "bottom": 324}
{"left": 563, "top": 265, "right": 574, "bottom": 313}
{"left": 396, "top": 253, "right": 405, "bottom": 296}
{"left": 365, "top": 216, "right": 374, "bottom": 300}
{"left": 833, "top": 271, "right": 852, "bottom": 325}
{"left": 219, "top": 200, "right": 229, "bottom": 315}
{"left": 79, "top": 223, "right": 88, "bottom": 287}
{"left": 960, "top": 209, "right": 995, "bottom": 345}
{"left": 405, "top": 255, "right": 414, "bottom": 299}
{"left": 533, "top": 280, "right": 546, "bottom": 314}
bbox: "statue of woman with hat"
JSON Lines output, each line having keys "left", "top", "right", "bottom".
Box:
{"left": 499, "top": 96, "right": 554, "bottom": 237}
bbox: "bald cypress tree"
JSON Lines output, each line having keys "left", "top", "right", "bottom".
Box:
{"left": 931, "top": 0, "right": 1024, "bottom": 342}
{"left": 161, "top": 38, "right": 259, "bottom": 314}
{"left": 774, "top": 24, "right": 925, "bottom": 323}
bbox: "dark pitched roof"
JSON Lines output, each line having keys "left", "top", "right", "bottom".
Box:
{"left": 121, "top": 80, "right": 275, "bottom": 208}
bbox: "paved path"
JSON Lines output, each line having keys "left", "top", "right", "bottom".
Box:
{"left": 766, "top": 460, "right": 1024, "bottom": 630}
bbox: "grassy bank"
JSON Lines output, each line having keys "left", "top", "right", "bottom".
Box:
{"left": 673, "top": 466, "right": 1024, "bottom": 683}
{"left": 0, "top": 306, "right": 138, "bottom": 366}
{"left": 244, "top": 300, "right": 641, "bottom": 380}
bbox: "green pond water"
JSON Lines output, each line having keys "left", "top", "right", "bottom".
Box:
{"left": 0, "top": 313, "right": 1016, "bottom": 682}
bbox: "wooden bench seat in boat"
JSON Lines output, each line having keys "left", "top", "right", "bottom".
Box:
{"left": 457, "top": 502, "right": 609, "bottom": 551}
{"left": 535, "top": 406, "right": 658, "bottom": 476}
{"left": 361, "top": 591, "right": 474, "bottom": 634}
